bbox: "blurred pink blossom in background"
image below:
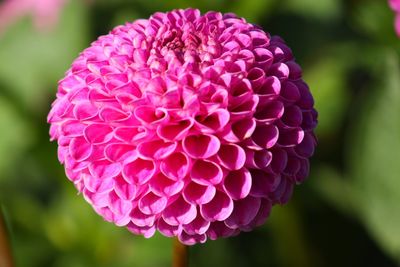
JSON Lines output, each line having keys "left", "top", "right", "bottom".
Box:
{"left": 0, "top": 0, "right": 66, "bottom": 34}
{"left": 389, "top": 0, "right": 400, "bottom": 36}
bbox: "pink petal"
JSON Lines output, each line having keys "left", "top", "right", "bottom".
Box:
{"left": 183, "top": 215, "right": 210, "bottom": 235}
{"left": 127, "top": 222, "right": 156, "bottom": 238}
{"left": 139, "top": 191, "right": 168, "bottom": 215}
{"left": 157, "top": 218, "right": 181, "bottom": 237}
{"left": 206, "top": 221, "right": 239, "bottom": 240}
{"left": 183, "top": 182, "right": 216, "bottom": 205}
{"left": 130, "top": 208, "right": 155, "bottom": 227}
{"left": 251, "top": 125, "right": 279, "bottom": 149}
{"left": 217, "top": 144, "right": 246, "bottom": 170}
{"left": 114, "top": 126, "right": 147, "bottom": 143}
{"left": 225, "top": 196, "right": 261, "bottom": 229}
{"left": 182, "top": 134, "right": 220, "bottom": 159}
{"left": 178, "top": 232, "right": 207, "bottom": 245}
{"left": 254, "top": 101, "right": 284, "bottom": 123}
{"left": 281, "top": 105, "right": 302, "bottom": 127}
{"left": 245, "top": 149, "right": 273, "bottom": 169}
{"left": 99, "top": 107, "right": 130, "bottom": 122}
{"left": 134, "top": 106, "right": 168, "bottom": 125}
{"left": 249, "top": 169, "right": 281, "bottom": 198}
{"left": 114, "top": 176, "right": 137, "bottom": 200}
{"left": 137, "top": 139, "right": 177, "bottom": 160}
{"left": 160, "top": 152, "right": 190, "bottom": 180}
{"left": 191, "top": 159, "right": 223, "bottom": 185}
{"left": 104, "top": 143, "right": 137, "bottom": 162}
{"left": 108, "top": 191, "right": 133, "bottom": 217}
{"left": 149, "top": 172, "right": 184, "bottom": 197}
{"left": 157, "top": 119, "right": 193, "bottom": 141}
{"left": 162, "top": 196, "right": 197, "bottom": 226}
{"left": 195, "top": 109, "right": 230, "bottom": 133}
{"left": 73, "top": 102, "right": 98, "bottom": 120}
{"left": 277, "top": 128, "right": 304, "bottom": 147}
{"left": 122, "top": 158, "right": 155, "bottom": 185}
{"left": 223, "top": 169, "right": 252, "bottom": 200}
{"left": 200, "top": 191, "right": 233, "bottom": 222}
{"left": 84, "top": 123, "right": 113, "bottom": 144}
{"left": 89, "top": 160, "right": 121, "bottom": 179}
{"left": 69, "top": 136, "right": 92, "bottom": 161}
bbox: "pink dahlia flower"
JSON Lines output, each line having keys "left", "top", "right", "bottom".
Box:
{"left": 389, "top": 0, "right": 400, "bottom": 36}
{"left": 0, "top": 0, "right": 66, "bottom": 34}
{"left": 48, "top": 8, "right": 317, "bottom": 245}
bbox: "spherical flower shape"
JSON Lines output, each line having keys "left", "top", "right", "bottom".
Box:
{"left": 389, "top": 0, "right": 400, "bottom": 36}
{"left": 48, "top": 8, "right": 317, "bottom": 245}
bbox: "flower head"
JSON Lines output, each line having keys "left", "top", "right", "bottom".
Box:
{"left": 48, "top": 8, "right": 317, "bottom": 245}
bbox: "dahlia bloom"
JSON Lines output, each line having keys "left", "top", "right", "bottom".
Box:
{"left": 0, "top": 0, "right": 66, "bottom": 34}
{"left": 389, "top": 0, "right": 400, "bottom": 36}
{"left": 48, "top": 8, "right": 317, "bottom": 245}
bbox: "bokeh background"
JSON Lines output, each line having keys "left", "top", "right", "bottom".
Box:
{"left": 0, "top": 0, "right": 399, "bottom": 266}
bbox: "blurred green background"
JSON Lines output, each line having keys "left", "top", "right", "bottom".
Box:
{"left": 0, "top": 0, "right": 400, "bottom": 266}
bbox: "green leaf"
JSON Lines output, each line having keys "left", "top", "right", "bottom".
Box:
{"left": 348, "top": 51, "right": 400, "bottom": 263}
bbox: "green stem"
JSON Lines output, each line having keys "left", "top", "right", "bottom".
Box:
{"left": 172, "top": 238, "right": 188, "bottom": 267}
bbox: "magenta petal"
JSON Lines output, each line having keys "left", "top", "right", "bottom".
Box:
{"left": 69, "top": 136, "right": 92, "bottom": 161}
{"left": 207, "top": 221, "right": 239, "bottom": 240}
{"left": 230, "top": 118, "right": 256, "bottom": 141}
{"left": 281, "top": 105, "right": 302, "bottom": 127}
{"left": 150, "top": 172, "right": 184, "bottom": 197}
{"left": 183, "top": 182, "right": 216, "bottom": 205}
{"left": 252, "top": 125, "right": 279, "bottom": 149}
{"left": 278, "top": 128, "right": 304, "bottom": 147}
{"left": 84, "top": 123, "right": 113, "bottom": 144}
{"left": 223, "top": 169, "right": 252, "bottom": 200}
{"left": 73, "top": 102, "right": 98, "bottom": 120}
{"left": 160, "top": 152, "right": 190, "bottom": 180}
{"left": 139, "top": 191, "right": 168, "bottom": 215}
{"left": 114, "top": 176, "right": 136, "bottom": 200}
{"left": 89, "top": 160, "right": 121, "bottom": 179}
{"left": 183, "top": 134, "right": 220, "bottom": 159}
{"left": 105, "top": 143, "right": 137, "bottom": 162}
{"left": 178, "top": 232, "right": 207, "bottom": 245}
{"left": 157, "top": 218, "right": 182, "bottom": 237}
{"left": 137, "top": 139, "right": 177, "bottom": 160}
{"left": 134, "top": 106, "right": 168, "bottom": 125}
{"left": 130, "top": 208, "right": 155, "bottom": 227}
{"left": 241, "top": 198, "right": 272, "bottom": 231}
{"left": 157, "top": 119, "right": 193, "bottom": 141}
{"left": 225, "top": 196, "right": 261, "bottom": 229}
{"left": 127, "top": 222, "right": 156, "bottom": 238}
{"left": 195, "top": 109, "right": 230, "bottom": 132}
{"left": 191, "top": 160, "right": 223, "bottom": 185}
{"left": 183, "top": 215, "right": 211, "bottom": 235}
{"left": 99, "top": 107, "right": 130, "bottom": 122}
{"left": 122, "top": 158, "right": 155, "bottom": 185}
{"left": 61, "top": 120, "right": 85, "bottom": 137}
{"left": 255, "top": 101, "right": 284, "bottom": 123}
{"left": 294, "top": 132, "right": 315, "bottom": 158}
{"left": 108, "top": 191, "right": 133, "bottom": 217}
{"left": 250, "top": 169, "right": 281, "bottom": 198}
{"left": 162, "top": 196, "right": 197, "bottom": 226}
{"left": 200, "top": 191, "right": 233, "bottom": 222}
{"left": 114, "top": 126, "right": 147, "bottom": 143}
{"left": 217, "top": 144, "right": 246, "bottom": 170}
